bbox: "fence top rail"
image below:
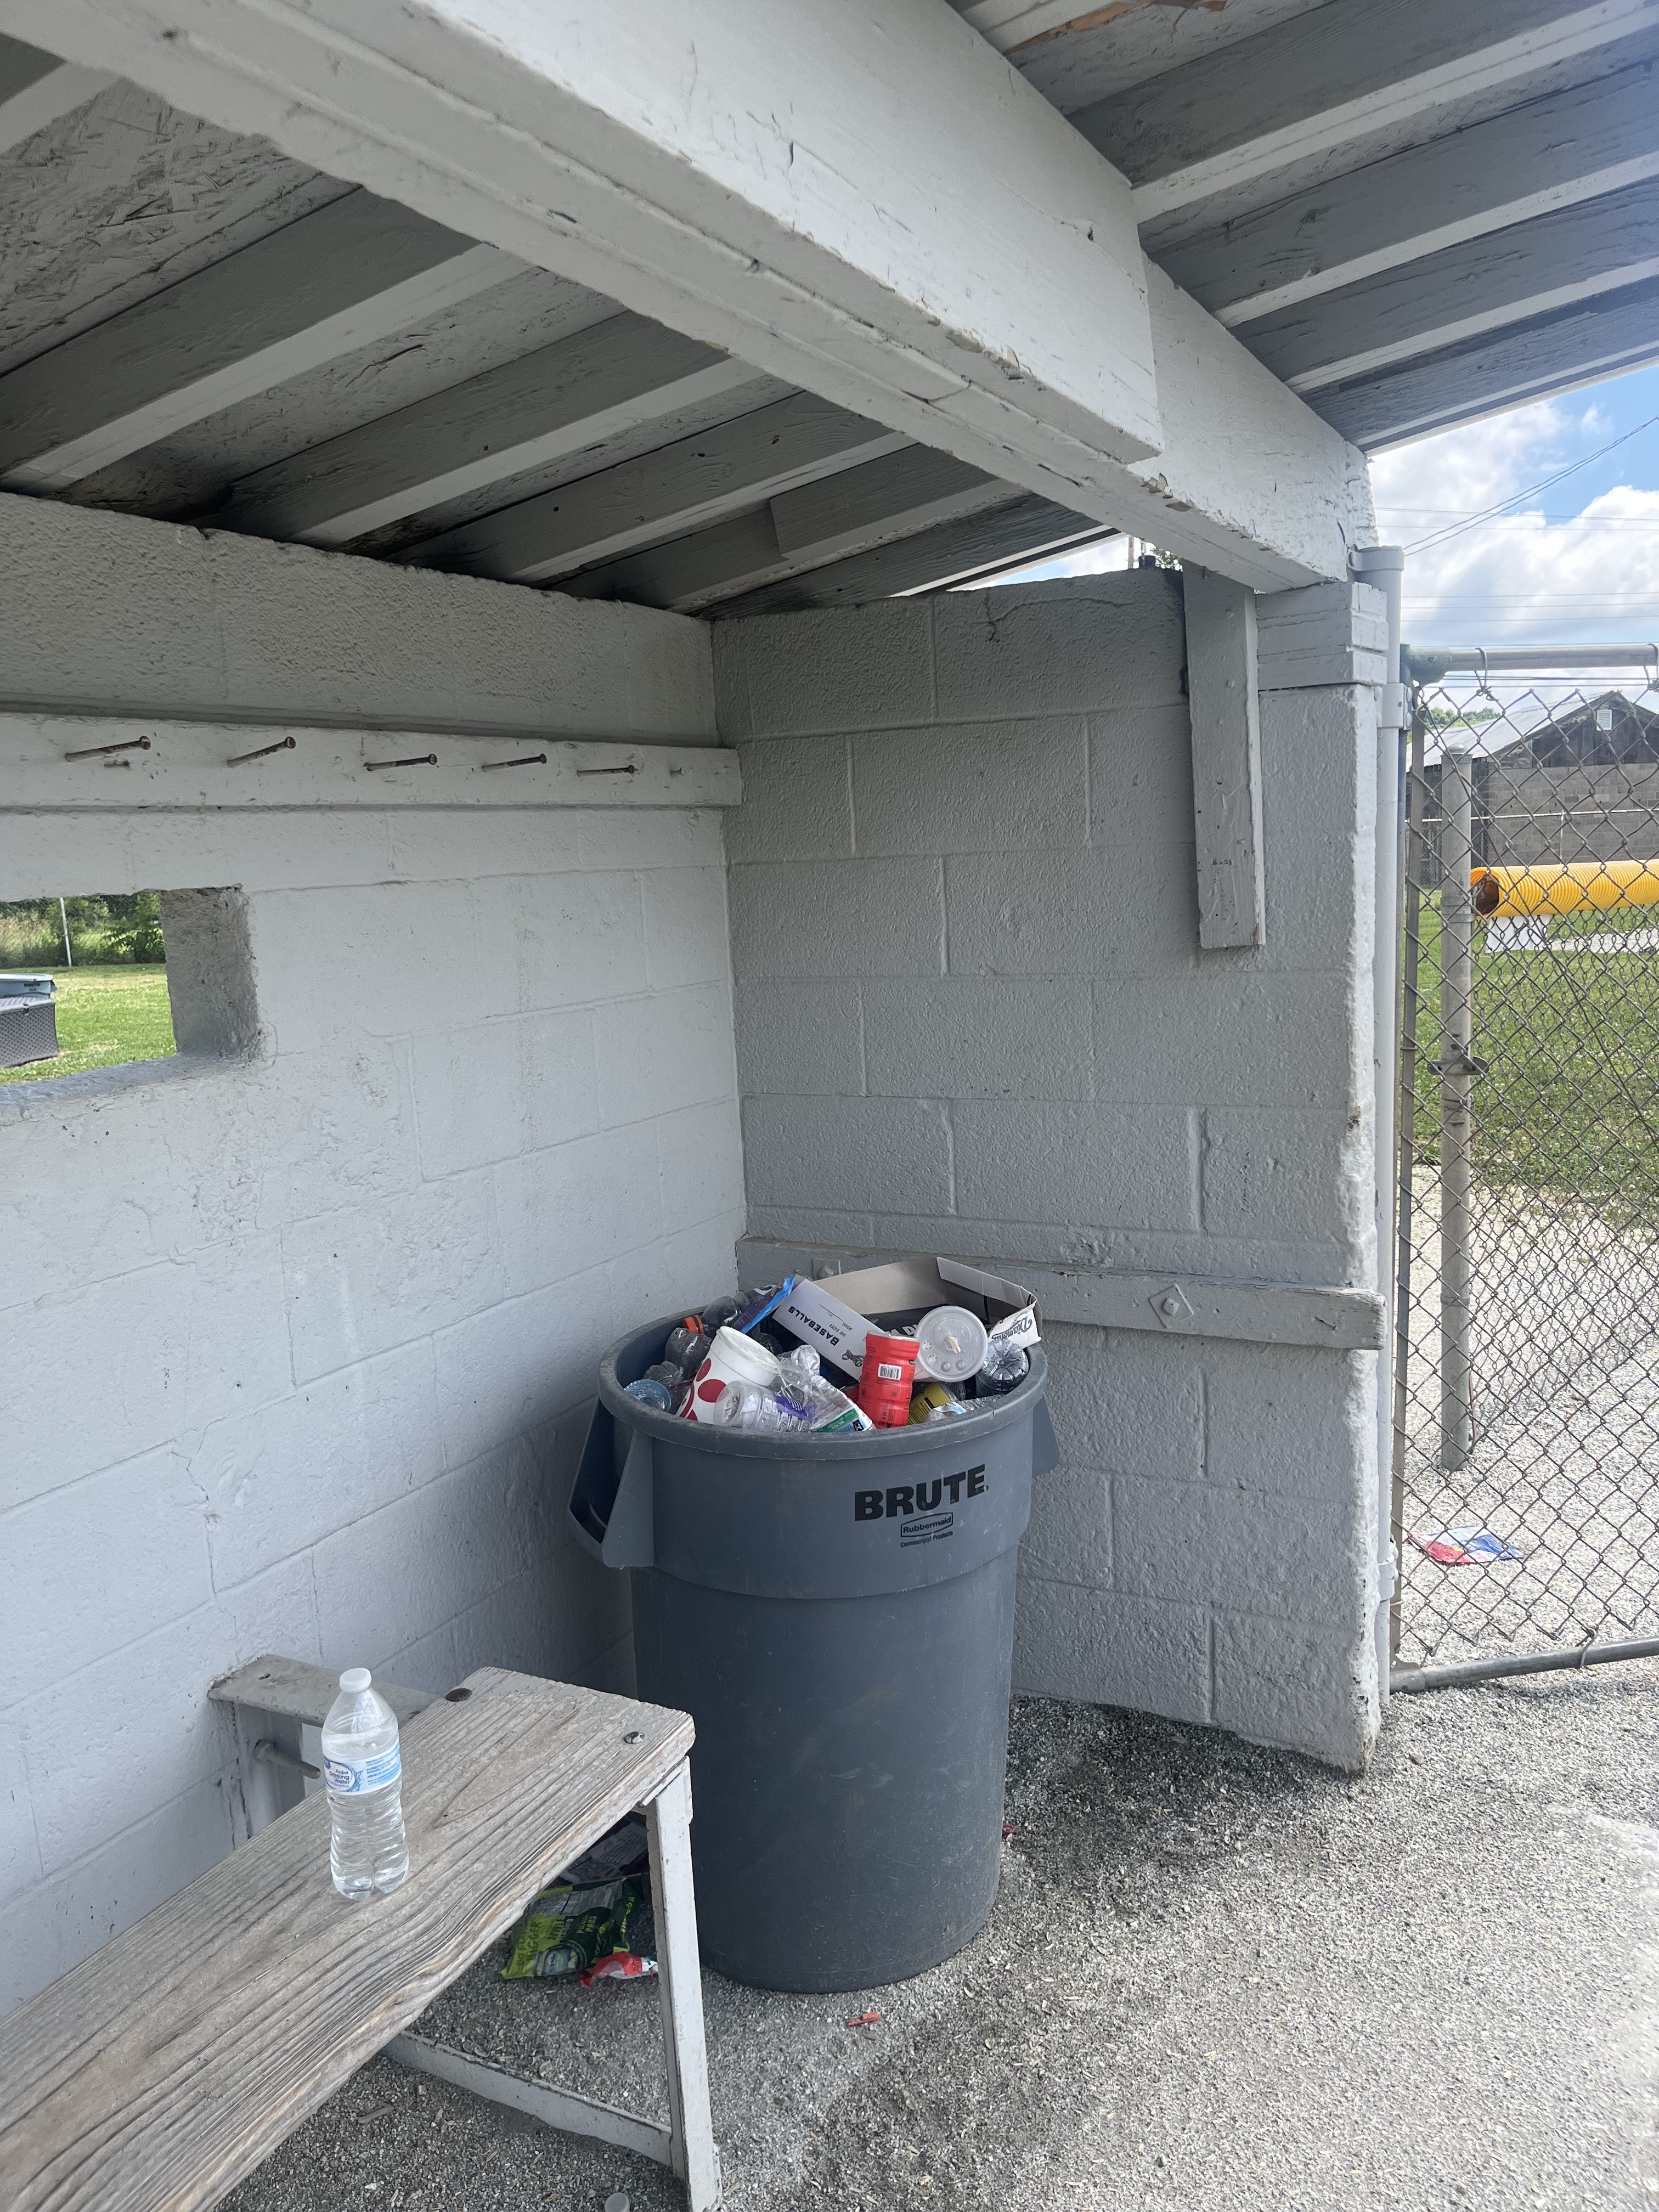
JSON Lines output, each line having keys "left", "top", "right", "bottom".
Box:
{"left": 1408, "top": 646, "right": 1659, "bottom": 680}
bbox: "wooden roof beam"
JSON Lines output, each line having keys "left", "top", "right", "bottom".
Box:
{"left": 1246, "top": 178, "right": 1659, "bottom": 395}
{"left": 1158, "top": 46, "right": 1659, "bottom": 329}
{"left": 219, "top": 313, "right": 769, "bottom": 547}
{"left": 0, "top": 30, "right": 110, "bottom": 152}
{"left": 404, "top": 393, "right": 906, "bottom": 585}
{"left": 1316, "top": 274, "right": 1659, "bottom": 449}
{"left": 715, "top": 494, "right": 1110, "bottom": 618}
{"left": 0, "top": 191, "right": 512, "bottom": 493}
{"left": 560, "top": 445, "right": 1014, "bottom": 614}
{"left": 9, "top": 0, "right": 1375, "bottom": 586}
{"left": 1074, "top": 0, "right": 1659, "bottom": 221}
{"left": 8, "top": 0, "right": 1160, "bottom": 496}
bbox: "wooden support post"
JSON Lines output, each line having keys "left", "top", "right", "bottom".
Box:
{"left": 648, "top": 1762, "right": 721, "bottom": 2211}
{"left": 1184, "top": 566, "right": 1267, "bottom": 949}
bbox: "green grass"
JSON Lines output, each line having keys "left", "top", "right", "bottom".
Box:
{"left": 0, "top": 966, "right": 176, "bottom": 1086}
{"left": 1404, "top": 899, "right": 1659, "bottom": 1222}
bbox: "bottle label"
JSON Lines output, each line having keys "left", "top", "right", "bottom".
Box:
{"left": 324, "top": 1743, "right": 401, "bottom": 1794}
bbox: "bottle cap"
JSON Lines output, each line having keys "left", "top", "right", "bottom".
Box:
{"left": 339, "top": 1667, "right": 372, "bottom": 1694}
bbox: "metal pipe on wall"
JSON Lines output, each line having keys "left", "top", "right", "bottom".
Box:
{"left": 1352, "top": 545, "right": 1407, "bottom": 1701}
{"left": 1438, "top": 745, "right": 1476, "bottom": 1471}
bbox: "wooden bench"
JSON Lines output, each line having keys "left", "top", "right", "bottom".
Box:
{"left": 1, "top": 1663, "right": 721, "bottom": 2212}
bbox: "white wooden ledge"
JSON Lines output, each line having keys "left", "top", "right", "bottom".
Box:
{"left": 0, "top": 713, "right": 741, "bottom": 810}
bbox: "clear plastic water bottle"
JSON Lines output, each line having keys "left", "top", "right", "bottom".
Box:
{"left": 320, "top": 1667, "right": 408, "bottom": 1900}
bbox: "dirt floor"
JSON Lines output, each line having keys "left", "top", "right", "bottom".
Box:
{"left": 223, "top": 1662, "right": 1659, "bottom": 2212}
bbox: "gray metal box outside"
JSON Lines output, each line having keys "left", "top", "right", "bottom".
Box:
{"left": 0, "top": 974, "right": 59, "bottom": 1070}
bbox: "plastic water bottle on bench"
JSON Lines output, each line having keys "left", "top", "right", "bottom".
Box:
{"left": 320, "top": 1667, "right": 409, "bottom": 1899}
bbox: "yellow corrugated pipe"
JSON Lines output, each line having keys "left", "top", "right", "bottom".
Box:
{"left": 1472, "top": 861, "right": 1659, "bottom": 917}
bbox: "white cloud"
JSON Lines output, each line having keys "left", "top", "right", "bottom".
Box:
{"left": 979, "top": 393, "right": 1659, "bottom": 634}
{"left": 1370, "top": 402, "right": 1659, "bottom": 647}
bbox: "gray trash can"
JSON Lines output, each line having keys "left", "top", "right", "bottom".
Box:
{"left": 569, "top": 1314, "right": 1059, "bottom": 1993}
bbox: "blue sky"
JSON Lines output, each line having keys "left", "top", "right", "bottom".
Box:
{"left": 989, "top": 363, "right": 1659, "bottom": 653}
{"left": 1373, "top": 363, "right": 1659, "bottom": 649}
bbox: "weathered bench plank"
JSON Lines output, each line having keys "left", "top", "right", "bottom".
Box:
{"left": 1, "top": 1668, "right": 695, "bottom": 2212}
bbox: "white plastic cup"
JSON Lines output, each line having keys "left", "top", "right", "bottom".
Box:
{"left": 685, "top": 1324, "right": 781, "bottom": 1423}
{"left": 915, "top": 1305, "right": 989, "bottom": 1384}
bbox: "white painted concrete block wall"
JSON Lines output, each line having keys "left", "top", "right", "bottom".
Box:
{"left": 0, "top": 498, "right": 741, "bottom": 2011}
{"left": 715, "top": 572, "right": 1381, "bottom": 1769}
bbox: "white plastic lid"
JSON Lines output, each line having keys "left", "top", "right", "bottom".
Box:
{"left": 710, "top": 1324, "right": 781, "bottom": 1387}
{"left": 339, "top": 1667, "right": 372, "bottom": 1694}
{"left": 916, "top": 1305, "right": 989, "bottom": 1382}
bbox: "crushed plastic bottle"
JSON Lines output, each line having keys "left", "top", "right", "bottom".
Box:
{"left": 664, "top": 1325, "right": 710, "bottom": 1375}
{"left": 973, "top": 1334, "right": 1030, "bottom": 1398}
{"left": 320, "top": 1668, "right": 408, "bottom": 1900}
{"left": 625, "top": 1377, "right": 673, "bottom": 1412}
{"left": 776, "top": 1345, "right": 875, "bottom": 1434}
{"left": 707, "top": 1381, "right": 810, "bottom": 1433}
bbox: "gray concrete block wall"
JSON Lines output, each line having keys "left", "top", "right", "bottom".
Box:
{"left": 0, "top": 509, "right": 737, "bottom": 2013}
{"left": 715, "top": 572, "right": 1381, "bottom": 1769}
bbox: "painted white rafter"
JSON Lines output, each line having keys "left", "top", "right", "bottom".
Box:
{"left": 1077, "top": 0, "right": 1659, "bottom": 220}
{"left": 1, "top": 0, "right": 1374, "bottom": 586}
{"left": 0, "top": 232, "right": 514, "bottom": 493}
{"left": 1170, "top": 55, "right": 1659, "bottom": 329}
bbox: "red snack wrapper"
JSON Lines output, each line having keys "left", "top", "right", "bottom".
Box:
{"left": 578, "top": 1952, "right": 659, "bottom": 1987}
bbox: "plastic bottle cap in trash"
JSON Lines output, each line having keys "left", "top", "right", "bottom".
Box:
{"left": 338, "top": 1667, "right": 371, "bottom": 1694}
{"left": 916, "top": 1305, "right": 989, "bottom": 1383}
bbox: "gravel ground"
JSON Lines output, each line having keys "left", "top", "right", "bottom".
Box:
{"left": 224, "top": 1666, "right": 1659, "bottom": 2212}
{"left": 1398, "top": 1169, "right": 1659, "bottom": 1664}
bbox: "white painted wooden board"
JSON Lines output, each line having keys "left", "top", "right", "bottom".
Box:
{"left": 0, "top": 192, "right": 510, "bottom": 492}
{"left": 3, "top": 0, "right": 1374, "bottom": 585}
{"left": 6, "top": 0, "right": 1159, "bottom": 499}
{"left": 770, "top": 445, "right": 1001, "bottom": 567}
{"left": 1184, "top": 567, "right": 1266, "bottom": 950}
{"left": 737, "top": 1238, "right": 1386, "bottom": 1352}
{"left": 210, "top": 1654, "right": 434, "bottom": 1729}
{"left": 0, "top": 1668, "right": 696, "bottom": 2212}
{"left": 222, "top": 312, "right": 765, "bottom": 546}
{"left": 1159, "top": 50, "right": 1659, "bottom": 326}
{"left": 647, "top": 1763, "right": 721, "bottom": 2209}
{"left": 1256, "top": 580, "right": 1390, "bottom": 692}
{"left": 1250, "top": 176, "right": 1659, "bottom": 394}
{"left": 0, "top": 715, "right": 742, "bottom": 810}
{"left": 1075, "top": 0, "right": 1659, "bottom": 217}
{"left": 407, "top": 392, "right": 905, "bottom": 584}
{"left": 718, "top": 490, "right": 1105, "bottom": 617}
{"left": 1319, "top": 272, "right": 1659, "bottom": 448}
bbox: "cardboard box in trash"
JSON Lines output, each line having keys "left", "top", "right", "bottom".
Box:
{"left": 775, "top": 1255, "right": 1040, "bottom": 1381}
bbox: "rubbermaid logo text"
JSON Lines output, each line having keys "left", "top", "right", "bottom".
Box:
{"left": 855, "top": 1465, "right": 985, "bottom": 1521}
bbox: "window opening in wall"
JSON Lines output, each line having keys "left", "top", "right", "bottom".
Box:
{"left": 0, "top": 893, "right": 176, "bottom": 1084}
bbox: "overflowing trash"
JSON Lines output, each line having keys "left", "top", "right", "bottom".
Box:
{"left": 621, "top": 1256, "right": 1039, "bottom": 1441}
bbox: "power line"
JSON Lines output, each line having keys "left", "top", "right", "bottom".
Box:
{"left": 1400, "top": 413, "right": 1659, "bottom": 554}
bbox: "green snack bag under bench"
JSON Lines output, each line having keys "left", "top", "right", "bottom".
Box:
{"left": 501, "top": 1875, "right": 648, "bottom": 1980}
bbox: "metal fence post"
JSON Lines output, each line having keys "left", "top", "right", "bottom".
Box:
{"left": 1390, "top": 698, "right": 1428, "bottom": 1658}
{"left": 1438, "top": 743, "right": 1476, "bottom": 1471}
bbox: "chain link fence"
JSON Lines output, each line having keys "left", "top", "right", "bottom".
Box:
{"left": 1393, "top": 665, "right": 1659, "bottom": 1671}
